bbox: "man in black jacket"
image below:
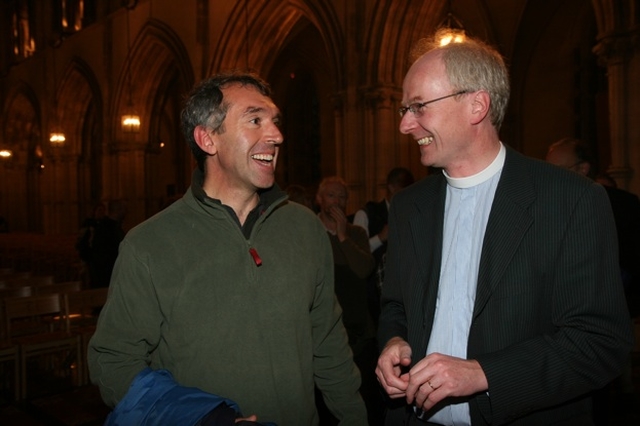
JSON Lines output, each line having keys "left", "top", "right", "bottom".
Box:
{"left": 353, "top": 167, "right": 414, "bottom": 326}
{"left": 376, "top": 30, "right": 632, "bottom": 425}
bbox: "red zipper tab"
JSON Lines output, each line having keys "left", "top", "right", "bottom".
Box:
{"left": 249, "top": 247, "right": 262, "bottom": 266}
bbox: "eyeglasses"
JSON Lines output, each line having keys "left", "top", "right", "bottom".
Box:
{"left": 398, "top": 90, "right": 469, "bottom": 118}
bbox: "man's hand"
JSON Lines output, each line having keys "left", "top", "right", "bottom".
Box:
{"left": 406, "top": 352, "right": 488, "bottom": 411}
{"left": 378, "top": 224, "right": 389, "bottom": 242}
{"left": 329, "top": 205, "right": 348, "bottom": 241}
{"left": 235, "top": 414, "right": 258, "bottom": 423}
{"left": 376, "top": 337, "right": 412, "bottom": 398}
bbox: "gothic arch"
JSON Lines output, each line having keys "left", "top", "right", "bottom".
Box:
{"left": 2, "top": 82, "right": 41, "bottom": 167}
{"left": 54, "top": 57, "right": 105, "bottom": 217}
{"left": 209, "top": 1, "right": 345, "bottom": 190}
{"left": 1, "top": 82, "right": 42, "bottom": 231}
{"left": 112, "top": 18, "right": 194, "bottom": 147}
{"left": 211, "top": 0, "right": 343, "bottom": 88}
{"left": 592, "top": 0, "right": 636, "bottom": 35}
{"left": 366, "top": 1, "right": 433, "bottom": 86}
{"left": 57, "top": 57, "right": 103, "bottom": 158}
{"left": 114, "top": 19, "right": 194, "bottom": 217}
{"left": 509, "top": 1, "right": 601, "bottom": 160}
{"left": 366, "top": 0, "right": 496, "bottom": 87}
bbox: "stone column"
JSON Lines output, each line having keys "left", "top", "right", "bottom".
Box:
{"left": 106, "top": 137, "right": 148, "bottom": 230}
{"left": 363, "top": 85, "right": 402, "bottom": 201}
{"left": 593, "top": 33, "right": 638, "bottom": 190}
{"left": 42, "top": 147, "right": 80, "bottom": 234}
{"left": 591, "top": 0, "right": 640, "bottom": 192}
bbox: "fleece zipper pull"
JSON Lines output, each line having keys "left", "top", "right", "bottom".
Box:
{"left": 249, "top": 247, "right": 262, "bottom": 266}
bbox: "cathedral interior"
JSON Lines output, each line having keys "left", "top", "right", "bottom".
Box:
{"left": 0, "top": 1, "right": 639, "bottom": 423}
{"left": 0, "top": 0, "right": 638, "bottom": 235}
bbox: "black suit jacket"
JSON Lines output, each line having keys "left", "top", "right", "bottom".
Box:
{"left": 604, "top": 185, "right": 640, "bottom": 316}
{"left": 378, "top": 147, "right": 633, "bottom": 425}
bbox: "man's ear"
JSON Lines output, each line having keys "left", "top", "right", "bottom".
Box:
{"left": 578, "top": 161, "right": 591, "bottom": 177}
{"left": 193, "top": 125, "right": 217, "bottom": 155}
{"left": 470, "top": 91, "right": 491, "bottom": 125}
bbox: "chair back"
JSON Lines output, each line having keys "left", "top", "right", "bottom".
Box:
{"left": 0, "top": 286, "right": 33, "bottom": 342}
{"left": 0, "top": 271, "right": 33, "bottom": 288}
{"left": 3, "top": 294, "right": 64, "bottom": 342}
{"left": 0, "top": 271, "right": 32, "bottom": 280}
{"left": 35, "top": 281, "right": 82, "bottom": 296}
{"left": 0, "top": 286, "right": 33, "bottom": 299}
{"left": 63, "top": 287, "right": 109, "bottom": 331}
{"left": 0, "top": 267, "right": 14, "bottom": 275}
{"left": 2, "top": 275, "right": 53, "bottom": 288}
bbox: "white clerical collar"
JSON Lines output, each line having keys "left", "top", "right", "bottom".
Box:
{"left": 444, "top": 143, "right": 506, "bottom": 189}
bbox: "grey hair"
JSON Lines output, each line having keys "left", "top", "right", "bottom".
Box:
{"left": 410, "top": 29, "right": 510, "bottom": 129}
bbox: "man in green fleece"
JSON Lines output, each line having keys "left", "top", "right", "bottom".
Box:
{"left": 88, "top": 72, "right": 367, "bottom": 426}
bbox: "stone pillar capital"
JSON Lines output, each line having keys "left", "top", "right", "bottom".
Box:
{"left": 363, "top": 86, "right": 402, "bottom": 110}
{"left": 593, "top": 29, "right": 639, "bottom": 66}
{"left": 330, "top": 92, "right": 345, "bottom": 111}
{"left": 111, "top": 138, "right": 149, "bottom": 153}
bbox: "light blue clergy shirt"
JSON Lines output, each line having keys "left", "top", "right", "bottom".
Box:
{"left": 421, "top": 143, "right": 505, "bottom": 426}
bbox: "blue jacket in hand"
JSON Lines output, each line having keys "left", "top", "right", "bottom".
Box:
{"left": 105, "top": 368, "right": 276, "bottom": 426}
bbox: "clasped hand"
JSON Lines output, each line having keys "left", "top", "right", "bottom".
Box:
{"left": 375, "top": 337, "right": 488, "bottom": 411}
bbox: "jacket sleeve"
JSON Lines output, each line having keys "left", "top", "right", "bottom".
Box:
{"left": 88, "top": 238, "right": 165, "bottom": 407}
{"left": 104, "top": 367, "right": 241, "bottom": 426}
{"left": 339, "top": 225, "right": 375, "bottom": 279}
{"left": 310, "top": 223, "right": 369, "bottom": 426}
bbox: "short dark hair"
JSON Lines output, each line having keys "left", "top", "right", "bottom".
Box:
{"left": 180, "top": 71, "right": 272, "bottom": 171}
{"left": 551, "top": 137, "right": 592, "bottom": 164}
{"left": 548, "top": 137, "right": 594, "bottom": 178}
{"left": 387, "top": 167, "right": 414, "bottom": 188}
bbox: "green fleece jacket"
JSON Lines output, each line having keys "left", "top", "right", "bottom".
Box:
{"left": 88, "top": 172, "right": 367, "bottom": 426}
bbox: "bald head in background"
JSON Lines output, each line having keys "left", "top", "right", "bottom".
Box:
{"left": 545, "top": 137, "right": 592, "bottom": 177}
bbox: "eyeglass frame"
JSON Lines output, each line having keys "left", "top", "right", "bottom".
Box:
{"left": 398, "top": 90, "right": 470, "bottom": 118}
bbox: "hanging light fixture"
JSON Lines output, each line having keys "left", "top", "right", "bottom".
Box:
{"left": 121, "top": 2, "right": 140, "bottom": 133}
{"left": 49, "top": 132, "right": 66, "bottom": 145}
{"left": 436, "top": 0, "right": 466, "bottom": 46}
{"left": 49, "top": 41, "right": 66, "bottom": 146}
{"left": 244, "top": 0, "right": 250, "bottom": 70}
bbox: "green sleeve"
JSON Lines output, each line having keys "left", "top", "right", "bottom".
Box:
{"left": 88, "top": 239, "right": 162, "bottom": 408}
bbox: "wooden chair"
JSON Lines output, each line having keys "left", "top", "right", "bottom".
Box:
{"left": 2, "top": 275, "right": 54, "bottom": 289}
{"left": 0, "top": 286, "right": 33, "bottom": 342}
{"left": 0, "top": 271, "right": 33, "bottom": 289}
{"left": 0, "top": 267, "right": 14, "bottom": 275}
{"left": 0, "top": 271, "right": 32, "bottom": 280}
{"left": 3, "top": 294, "right": 81, "bottom": 400}
{"left": 35, "top": 281, "right": 82, "bottom": 296}
{"left": 0, "top": 345, "right": 19, "bottom": 401}
{"left": 62, "top": 287, "right": 109, "bottom": 385}
{"left": 0, "top": 285, "right": 26, "bottom": 400}
{"left": 0, "top": 286, "right": 33, "bottom": 300}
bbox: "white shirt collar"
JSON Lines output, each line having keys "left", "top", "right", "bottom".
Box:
{"left": 444, "top": 143, "right": 506, "bottom": 189}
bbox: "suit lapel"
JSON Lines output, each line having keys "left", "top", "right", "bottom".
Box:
{"left": 408, "top": 175, "right": 447, "bottom": 336}
{"left": 474, "top": 149, "right": 536, "bottom": 319}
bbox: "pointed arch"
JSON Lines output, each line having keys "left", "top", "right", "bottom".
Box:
{"left": 54, "top": 57, "right": 105, "bottom": 215}
{"left": 112, "top": 18, "right": 194, "bottom": 146}
{"left": 2, "top": 82, "right": 41, "bottom": 167}
{"left": 1, "top": 82, "right": 42, "bottom": 231}
{"left": 112, "top": 19, "right": 195, "bottom": 218}
{"left": 57, "top": 57, "right": 103, "bottom": 158}
{"left": 211, "top": 0, "right": 343, "bottom": 88}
